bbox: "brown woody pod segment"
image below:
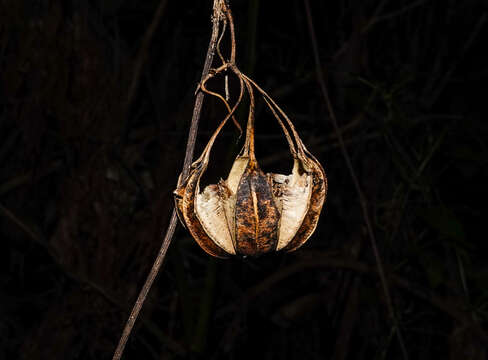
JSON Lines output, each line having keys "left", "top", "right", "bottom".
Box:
{"left": 234, "top": 159, "right": 280, "bottom": 256}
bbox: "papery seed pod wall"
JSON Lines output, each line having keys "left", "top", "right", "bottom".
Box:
{"left": 174, "top": 1, "right": 327, "bottom": 257}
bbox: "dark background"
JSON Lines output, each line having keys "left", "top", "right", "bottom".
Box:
{"left": 1, "top": 0, "right": 487, "bottom": 359}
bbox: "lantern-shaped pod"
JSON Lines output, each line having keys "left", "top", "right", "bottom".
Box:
{"left": 174, "top": 72, "right": 327, "bottom": 258}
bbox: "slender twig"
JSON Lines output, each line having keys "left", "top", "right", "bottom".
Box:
{"left": 303, "top": 1, "right": 410, "bottom": 359}
{"left": 127, "top": 0, "right": 169, "bottom": 108}
{"left": 217, "top": 252, "right": 488, "bottom": 344}
{"left": 0, "top": 203, "right": 45, "bottom": 249}
{"left": 112, "top": 2, "right": 225, "bottom": 359}
{"left": 363, "top": 0, "right": 430, "bottom": 32}
{"left": 332, "top": 0, "right": 429, "bottom": 62}
{"left": 0, "top": 202, "right": 188, "bottom": 355}
{"left": 426, "top": 12, "right": 486, "bottom": 107}
{"left": 121, "top": 0, "right": 169, "bottom": 146}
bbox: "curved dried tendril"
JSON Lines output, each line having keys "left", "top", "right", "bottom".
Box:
{"left": 216, "top": 16, "right": 227, "bottom": 65}
{"left": 262, "top": 96, "right": 297, "bottom": 157}
{"left": 200, "top": 67, "right": 243, "bottom": 135}
{"left": 240, "top": 73, "right": 308, "bottom": 160}
{"left": 193, "top": 73, "right": 245, "bottom": 166}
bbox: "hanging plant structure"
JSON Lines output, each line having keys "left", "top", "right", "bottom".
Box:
{"left": 174, "top": 3, "right": 327, "bottom": 258}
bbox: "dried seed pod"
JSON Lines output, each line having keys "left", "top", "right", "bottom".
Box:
{"left": 174, "top": 73, "right": 327, "bottom": 258}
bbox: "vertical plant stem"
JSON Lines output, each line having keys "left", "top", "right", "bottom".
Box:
{"left": 112, "top": 1, "right": 224, "bottom": 359}
{"left": 303, "top": 1, "right": 409, "bottom": 359}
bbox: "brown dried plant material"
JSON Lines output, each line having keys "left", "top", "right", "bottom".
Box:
{"left": 174, "top": 2, "right": 327, "bottom": 257}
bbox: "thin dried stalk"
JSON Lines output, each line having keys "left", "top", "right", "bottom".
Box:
{"left": 111, "top": 1, "right": 227, "bottom": 359}
{"left": 303, "top": 0, "right": 409, "bottom": 359}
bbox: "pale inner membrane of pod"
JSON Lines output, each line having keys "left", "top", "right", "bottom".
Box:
{"left": 272, "top": 167, "right": 312, "bottom": 250}
{"left": 219, "top": 181, "right": 237, "bottom": 247}
{"left": 196, "top": 184, "right": 236, "bottom": 255}
{"left": 226, "top": 156, "right": 249, "bottom": 193}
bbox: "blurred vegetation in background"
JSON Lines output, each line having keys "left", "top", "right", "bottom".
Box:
{"left": 1, "top": 0, "right": 487, "bottom": 359}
